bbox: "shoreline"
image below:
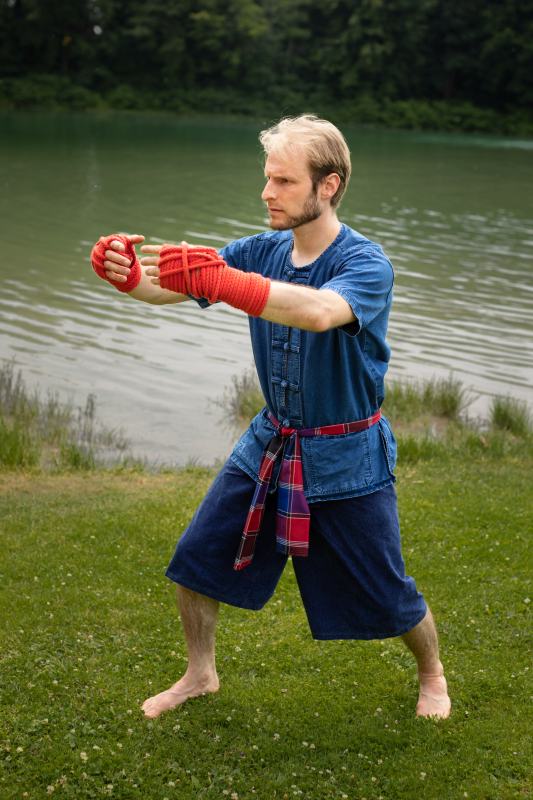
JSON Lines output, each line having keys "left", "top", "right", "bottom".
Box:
{"left": 1, "top": 363, "right": 531, "bottom": 474}
{"left": 1, "top": 82, "right": 533, "bottom": 139}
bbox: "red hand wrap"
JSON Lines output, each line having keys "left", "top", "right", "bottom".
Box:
{"left": 90, "top": 234, "right": 141, "bottom": 293}
{"left": 159, "top": 244, "right": 271, "bottom": 317}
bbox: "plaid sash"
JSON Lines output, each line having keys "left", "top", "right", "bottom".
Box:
{"left": 233, "top": 409, "right": 382, "bottom": 571}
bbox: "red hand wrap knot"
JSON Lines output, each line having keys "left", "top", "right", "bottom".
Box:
{"left": 159, "top": 244, "right": 227, "bottom": 303}
{"left": 90, "top": 234, "right": 141, "bottom": 293}
{"left": 159, "top": 243, "right": 270, "bottom": 317}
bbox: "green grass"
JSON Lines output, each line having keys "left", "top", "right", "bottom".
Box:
{"left": 215, "top": 367, "right": 266, "bottom": 434}
{"left": 1, "top": 454, "right": 531, "bottom": 799}
{"left": 490, "top": 396, "right": 531, "bottom": 438}
{"left": 0, "top": 414, "right": 40, "bottom": 468}
{"left": 217, "top": 370, "right": 533, "bottom": 467}
{"left": 382, "top": 375, "right": 470, "bottom": 424}
{"left": 3, "top": 363, "right": 530, "bottom": 473}
{"left": 218, "top": 371, "right": 472, "bottom": 433}
{"left": 0, "top": 362, "right": 131, "bottom": 470}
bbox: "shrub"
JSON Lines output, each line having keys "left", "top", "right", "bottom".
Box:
{"left": 106, "top": 84, "right": 145, "bottom": 110}
{"left": 0, "top": 75, "right": 100, "bottom": 110}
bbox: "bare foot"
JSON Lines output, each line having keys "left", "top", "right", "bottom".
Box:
{"left": 141, "top": 672, "right": 219, "bottom": 719}
{"left": 416, "top": 671, "right": 451, "bottom": 719}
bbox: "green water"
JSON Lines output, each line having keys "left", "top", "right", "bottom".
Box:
{"left": 1, "top": 112, "right": 532, "bottom": 463}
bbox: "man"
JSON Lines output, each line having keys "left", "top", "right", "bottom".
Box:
{"left": 92, "top": 115, "right": 451, "bottom": 720}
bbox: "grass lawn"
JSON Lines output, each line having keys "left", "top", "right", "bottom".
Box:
{"left": 1, "top": 456, "right": 531, "bottom": 800}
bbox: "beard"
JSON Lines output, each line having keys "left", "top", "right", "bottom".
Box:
{"left": 268, "top": 189, "right": 322, "bottom": 231}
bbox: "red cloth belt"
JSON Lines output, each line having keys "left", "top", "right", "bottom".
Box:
{"left": 233, "top": 409, "right": 382, "bottom": 570}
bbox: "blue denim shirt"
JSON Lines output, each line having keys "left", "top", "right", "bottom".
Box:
{"left": 204, "top": 223, "right": 397, "bottom": 503}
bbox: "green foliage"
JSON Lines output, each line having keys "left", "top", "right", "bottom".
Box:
{"left": 0, "top": 362, "right": 129, "bottom": 471}
{"left": 0, "top": 74, "right": 101, "bottom": 110}
{"left": 397, "top": 425, "right": 533, "bottom": 464}
{"left": 105, "top": 84, "right": 146, "bottom": 110}
{"left": 490, "top": 396, "right": 531, "bottom": 437}
{"left": 216, "top": 368, "right": 533, "bottom": 466}
{"left": 395, "top": 433, "right": 449, "bottom": 464}
{"left": 215, "top": 366, "right": 265, "bottom": 431}
{"left": 218, "top": 369, "right": 470, "bottom": 430}
{"left": 0, "top": 416, "right": 40, "bottom": 468}
{"left": 1, "top": 0, "right": 532, "bottom": 133}
{"left": 383, "top": 375, "right": 469, "bottom": 423}
{"left": 59, "top": 442, "right": 96, "bottom": 471}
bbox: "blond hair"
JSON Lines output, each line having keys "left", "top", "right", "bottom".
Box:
{"left": 259, "top": 114, "right": 351, "bottom": 208}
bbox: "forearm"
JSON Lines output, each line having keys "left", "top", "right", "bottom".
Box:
{"left": 129, "top": 265, "right": 190, "bottom": 305}
{"left": 259, "top": 282, "right": 355, "bottom": 332}
{"left": 151, "top": 243, "right": 356, "bottom": 330}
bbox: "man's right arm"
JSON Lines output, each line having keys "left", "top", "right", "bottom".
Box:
{"left": 95, "top": 235, "right": 188, "bottom": 305}
{"left": 129, "top": 265, "right": 189, "bottom": 306}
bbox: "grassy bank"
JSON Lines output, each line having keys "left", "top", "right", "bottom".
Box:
{"left": 1, "top": 76, "right": 532, "bottom": 138}
{"left": 218, "top": 369, "right": 532, "bottom": 465}
{"left": 2, "top": 362, "right": 531, "bottom": 472}
{"left": 2, "top": 363, "right": 531, "bottom": 473}
{"left": 1, "top": 451, "right": 532, "bottom": 799}
{"left": 0, "top": 363, "right": 134, "bottom": 471}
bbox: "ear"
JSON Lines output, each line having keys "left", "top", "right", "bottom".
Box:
{"left": 320, "top": 173, "right": 341, "bottom": 202}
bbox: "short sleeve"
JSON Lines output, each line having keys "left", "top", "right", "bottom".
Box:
{"left": 220, "top": 237, "right": 250, "bottom": 271}
{"left": 319, "top": 246, "right": 394, "bottom": 336}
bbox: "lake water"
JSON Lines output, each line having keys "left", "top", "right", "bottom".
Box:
{"left": 1, "top": 112, "right": 532, "bottom": 464}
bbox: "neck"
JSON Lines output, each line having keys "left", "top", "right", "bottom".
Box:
{"left": 291, "top": 211, "right": 341, "bottom": 268}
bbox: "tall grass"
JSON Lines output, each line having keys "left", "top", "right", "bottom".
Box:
{"left": 382, "top": 375, "right": 470, "bottom": 423}
{"left": 216, "top": 368, "right": 532, "bottom": 464}
{"left": 217, "top": 369, "right": 471, "bottom": 430}
{"left": 0, "top": 415, "right": 40, "bottom": 468}
{"left": 215, "top": 366, "right": 266, "bottom": 431}
{"left": 489, "top": 395, "right": 531, "bottom": 437}
{"left": 0, "top": 361, "right": 129, "bottom": 470}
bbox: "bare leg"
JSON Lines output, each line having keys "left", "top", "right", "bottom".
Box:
{"left": 401, "top": 607, "right": 451, "bottom": 719}
{"left": 142, "top": 586, "right": 220, "bottom": 719}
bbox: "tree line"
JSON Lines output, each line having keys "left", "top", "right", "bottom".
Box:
{"left": 1, "top": 0, "right": 532, "bottom": 133}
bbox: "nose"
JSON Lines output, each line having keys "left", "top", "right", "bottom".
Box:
{"left": 261, "top": 178, "right": 275, "bottom": 202}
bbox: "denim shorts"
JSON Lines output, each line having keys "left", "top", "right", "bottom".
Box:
{"left": 166, "top": 459, "right": 427, "bottom": 640}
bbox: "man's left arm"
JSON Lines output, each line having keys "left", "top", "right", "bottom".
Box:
{"left": 260, "top": 281, "right": 355, "bottom": 332}
{"left": 144, "top": 244, "right": 357, "bottom": 332}
{"left": 145, "top": 242, "right": 390, "bottom": 334}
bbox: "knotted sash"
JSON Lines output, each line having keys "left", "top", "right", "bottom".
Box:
{"left": 233, "top": 409, "right": 382, "bottom": 570}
